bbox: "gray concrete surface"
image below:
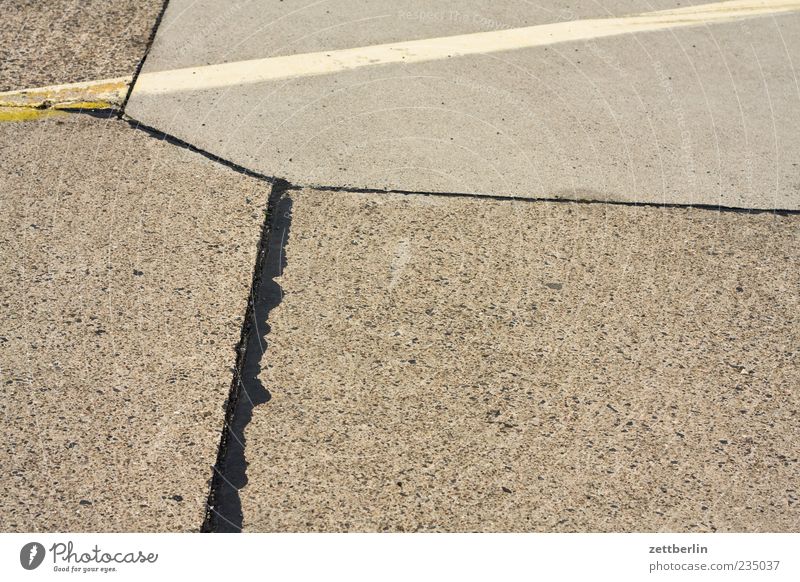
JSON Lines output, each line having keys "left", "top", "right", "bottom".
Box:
{"left": 241, "top": 188, "right": 799, "bottom": 532}
{"left": 127, "top": 0, "right": 800, "bottom": 209}
{"left": 2, "top": 0, "right": 798, "bottom": 536}
{"left": 1, "top": 0, "right": 163, "bottom": 92}
{"left": 144, "top": 0, "right": 680, "bottom": 69}
{"left": 0, "top": 114, "right": 268, "bottom": 531}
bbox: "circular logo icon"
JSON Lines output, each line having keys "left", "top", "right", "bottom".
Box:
{"left": 20, "top": 542, "right": 46, "bottom": 570}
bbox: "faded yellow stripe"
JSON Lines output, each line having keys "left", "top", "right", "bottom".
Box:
{"left": 0, "top": 106, "right": 67, "bottom": 122}
{"left": 0, "top": 77, "right": 130, "bottom": 111}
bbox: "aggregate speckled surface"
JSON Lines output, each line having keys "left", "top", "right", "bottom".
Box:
{"left": 1, "top": 0, "right": 163, "bottom": 92}
{"left": 242, "top": 189, "right": 799, "bottom": 532}
{"left": 0, "top": 114, "right": 268, "bottom": 531}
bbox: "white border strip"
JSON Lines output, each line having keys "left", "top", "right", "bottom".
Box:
{"left": 1, "top": 533, "right": 798, "bottom": 581}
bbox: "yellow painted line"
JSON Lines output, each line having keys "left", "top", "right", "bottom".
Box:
{"left": 0, "top": 106, "right": 67, "bottom": 122}
{"left": 0, "top": 76, "right": 131, "bottom": 110}
{"left": 132, "top": 0, "right": 800, "bottom": 95}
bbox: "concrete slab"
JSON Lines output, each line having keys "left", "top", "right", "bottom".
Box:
{"left": 126, "top": 0, "right": 800, "bottom": 210}
{"left": 0, "top": 114, "right": 269, "bottom": 531}
{"left": 240, "top": 188, "right": 799, "bottom": 532}
{"left": 141, "top": 0, "right": 681, "bottom": 69}
{"left": 0, "top": 0, "right": 163, "bottom": 92}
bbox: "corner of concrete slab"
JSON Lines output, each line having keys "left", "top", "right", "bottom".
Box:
{"left": 119, "top": 0, "right": 172, "bottom": 115}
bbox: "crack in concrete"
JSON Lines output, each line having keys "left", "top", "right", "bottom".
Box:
{"left": 110, "top": 115, "right": 800, "bottom": 216}
{"left": 201, "top": 180, "right": 293, "bottom": 533}
{"left": 298, "top": 183, "right": 800, "bottom": 216}
{"left": 119, "top": 0, "right": 172, "bottom": 114}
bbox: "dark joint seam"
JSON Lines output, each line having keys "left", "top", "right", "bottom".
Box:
{"left": 201, "top": 179, "right": 292, "bottom": 533}
{"left": 119, "top": 0, "right": 173, "bottom": 116}
{"left": 118, "top": 115, "right": 798, "bottom": 216}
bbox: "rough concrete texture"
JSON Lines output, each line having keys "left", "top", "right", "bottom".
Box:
{"left": 242, "top": 189, "right": 799, "bottom": 532}
{"left": 127, "top": 1, "right": 800, "bottom": 209}
{"left": 0, "top": 0, "right": 163, "bottom": 92}
{"left": 0, "top": 114, "right": 269, "bottom": 531}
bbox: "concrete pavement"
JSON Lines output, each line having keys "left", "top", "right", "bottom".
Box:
{"left": 0, "top": 114, "right": 269, "bottom": 531}
{"left": 1, "top": 0, "right": 798, "bottom": 533}
{"left": 238, "top": 188, "right": 799, "bottom": 532}
{"left": 126, "top": 0, "right": 800, "bottom": 209}
{"left": 1, "top": 0, "right": 164, "bottom": 92}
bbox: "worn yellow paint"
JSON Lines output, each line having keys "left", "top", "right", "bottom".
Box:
{"left": 0, "top": 77, "right": 130, "bottom": 122}
{"left": 0, "top": 77, "right": 130, "bottom": 110}
{"left": 0, "top": 106, "right": 67, "bottom": 122}
{"left": 53, "top": 100, "right": 116, "bottom": 110}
